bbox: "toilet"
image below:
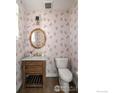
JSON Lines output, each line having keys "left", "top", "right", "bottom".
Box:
{"left": 55, "top": 58, "right": 72, "bottom": 93}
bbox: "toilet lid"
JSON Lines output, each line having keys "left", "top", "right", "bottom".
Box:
{"left": 58, "top": 69, "right": 72, "bottom": 82}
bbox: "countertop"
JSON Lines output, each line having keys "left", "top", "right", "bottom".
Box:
{"left": 22, "top": 56, "right": 48, "bottom": 61}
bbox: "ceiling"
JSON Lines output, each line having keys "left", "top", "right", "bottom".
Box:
{"left": 18, "top": 0, "right": 75, "bottom": 11}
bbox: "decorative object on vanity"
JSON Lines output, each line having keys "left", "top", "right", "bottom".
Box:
{"left": 22, "top": 56, "right": 48, "bottom": 88}
{"left": 30, "top": 28, "right": 46, "bottom": 49}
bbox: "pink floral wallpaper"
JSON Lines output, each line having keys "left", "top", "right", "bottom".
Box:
{"left": 16, "top": 7, "right": 26, "bottom": 91}
{"left": 16, "top": 0, "right": 78, "bottom": 91}
{"left": 69, "top": 0, "right": 78, "bottom": 86}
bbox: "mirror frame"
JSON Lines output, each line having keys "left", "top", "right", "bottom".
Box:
{"left": 29, "top": 28, "right": 46, "bottom": 49}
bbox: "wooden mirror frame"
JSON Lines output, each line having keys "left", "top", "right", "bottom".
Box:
{"left": 29, "top": 28, "right": 46, "bottom": 49}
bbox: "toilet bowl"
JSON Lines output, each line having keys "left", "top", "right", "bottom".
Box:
{"left": 58, "top": 69, "right": 72, "bottom": 82}
{"left": 55, "top": 58, "right": 72, "bottom": 93}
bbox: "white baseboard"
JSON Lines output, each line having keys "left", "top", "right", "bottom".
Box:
{"left": 46, "top": 73, "right": 58, "bottom": 77}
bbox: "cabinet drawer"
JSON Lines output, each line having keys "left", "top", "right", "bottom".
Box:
{"left": 25, "top": 61, "right": 43, "bottom": 66}
{"left": 25, "top": 65, "right": 43, "bottom": 74}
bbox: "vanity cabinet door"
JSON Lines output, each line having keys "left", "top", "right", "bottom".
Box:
{"left": 25, "top": 61, "right": 43, "bottom": 66}
{"left": 25, "top": 65, "right": 43, "bottom": 74}
{"left": 25, "top": 61, "right": 43, "bottom": 74}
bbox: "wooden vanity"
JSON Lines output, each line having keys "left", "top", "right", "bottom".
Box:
{"left": 22, "top": 56, "right": 47, "bottom": 88}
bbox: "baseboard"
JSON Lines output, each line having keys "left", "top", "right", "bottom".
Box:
{"left": 46, "top": 73, "right": 58, "bottom": 77}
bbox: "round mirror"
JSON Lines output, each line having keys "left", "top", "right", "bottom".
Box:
{"left": 30, "top": 28, "right": 46, "bottom": 49}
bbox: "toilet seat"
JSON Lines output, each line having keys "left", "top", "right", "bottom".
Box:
{"left": 58, "top": 69, "right": 72, "bottom": 82}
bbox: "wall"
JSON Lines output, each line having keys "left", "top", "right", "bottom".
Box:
{"left": 69, "top": 0, "right": 78, "bottom": 87}
{"left": 16, "top": 4, "right": 26, "bottom": 91}
{"left": 23, "top": 10, "right": 70, "bottom": 77}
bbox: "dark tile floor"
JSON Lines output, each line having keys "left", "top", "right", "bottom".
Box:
{"left": 18, "top": 77, "right": 77, "bottom": 93}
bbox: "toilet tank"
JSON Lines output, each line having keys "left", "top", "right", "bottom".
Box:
{"left": 55, "top": 58, "right": 68, "bottom": 68}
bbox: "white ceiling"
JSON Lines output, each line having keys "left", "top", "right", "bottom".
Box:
{"left": 19, "top": 0, "right": 75, "bottom": 11}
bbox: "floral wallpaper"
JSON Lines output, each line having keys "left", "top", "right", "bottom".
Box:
{"left": 16, "top": 6, "right": 26, "bottom": 91}
{"left": 69, "top": 0, "right": 78, "bottom": 87}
